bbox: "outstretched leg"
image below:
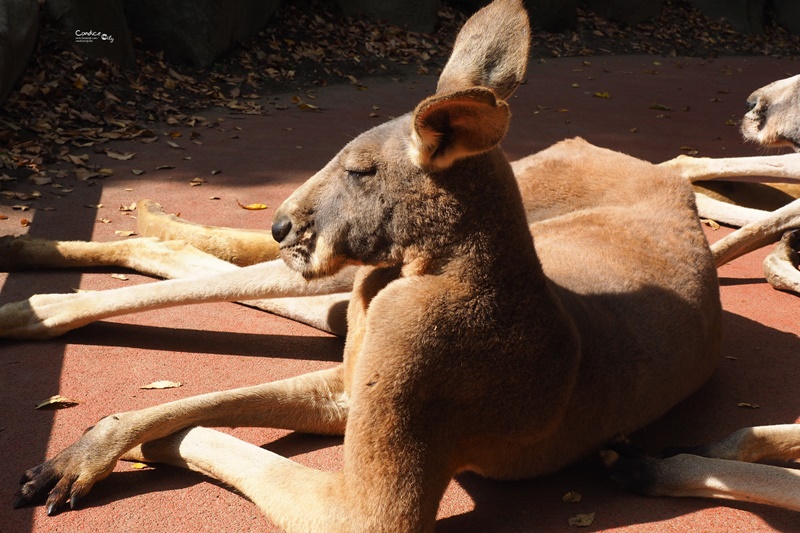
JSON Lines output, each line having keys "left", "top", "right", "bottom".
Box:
{"left": 1, "top": 199, "right": 354, "bottom": 337}
{"left": 603, "top": 425, "right": 800, "bottom": 511}
{"left": 659, "top": 153, "right": 800, "bottom": 184}
{"left": 15, "top": 366, "right": 348, "bottom": 515}
{"left": 0, "top": 258, "right": 355, "bottom": 339}
{"left": 710, "top": 198, "right": 800, "bottom": 265}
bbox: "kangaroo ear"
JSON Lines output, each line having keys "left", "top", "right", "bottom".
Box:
{"left": 436, "top": 0, "right": 530, "bottom": 99}
{"left": 410, "top": 87, "right": 510, "bottom": 171}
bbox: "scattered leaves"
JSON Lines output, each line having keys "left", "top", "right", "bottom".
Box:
{"left": 140, "top": 380, "right": 182, "bottom": 390}
{"left": 593, "top": 91, "right": 611, "bottom": 99}
{"left": 701, "top": 218, "right": 720, "bottom": 230}
{"left": 111, "top": 273, "right": 130, "bottom": 281}
{"left": 114, "top": 230, "right": 136, "bottom": 237}
{"left": 35, "top": 395, "right": 80, "bottom": 410}
{"left": 190, "top": 177, "right": 206, "bottom": 186}
{"left": 563, "top": 491, "right": 582, "bottom": 503}
{"left": 737, "top": 402, "right": 760, "bottom": 409}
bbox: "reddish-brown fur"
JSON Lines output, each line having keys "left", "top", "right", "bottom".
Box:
{"left": 6, "top": 0, "right": 800, "bottom": 528}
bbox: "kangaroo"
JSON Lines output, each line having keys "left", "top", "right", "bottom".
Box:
{"left": 658, "top": 72, "right": 800, "bottom": 293}
{"left": 8, "top": 0, "right": 800, "bottom": 528}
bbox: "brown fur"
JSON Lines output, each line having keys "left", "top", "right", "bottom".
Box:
{"left": 6, "top": 0, "right": 800, "bottom": 528}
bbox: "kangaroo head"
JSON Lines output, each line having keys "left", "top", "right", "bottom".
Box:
{"left": 742, "top": 73, "right": 800, "bottom": 151}
{"left": 271, "top": 0, "right": 531, "bottom": 279}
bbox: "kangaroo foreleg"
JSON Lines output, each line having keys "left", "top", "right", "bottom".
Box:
{"left": 15, "top": 366, "right": 347, "bottom": 515}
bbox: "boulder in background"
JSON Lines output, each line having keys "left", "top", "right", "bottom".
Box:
{"left": 46, "top": 0, "right": 135, "bottom": 67}
{"left": 773, "top": 0, "right": 800, "bottom": 35}
{"left": 335, "top": 0, "right": 441, "bottom": 32}
{"left": 123, "top": 0, "right": 282, "bottom": 67}
{"left": 0, "top": 0, "right": 39, "bottom": 104}
{"left": 691, "top": 0, "right": 767, "bottom": 34}
{"left": 580, "top": 0, "right": 663, "bottom": 26}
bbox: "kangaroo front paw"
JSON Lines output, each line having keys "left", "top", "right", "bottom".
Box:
{"left": 14, "top": 433, "right": 119, "bottom": 515}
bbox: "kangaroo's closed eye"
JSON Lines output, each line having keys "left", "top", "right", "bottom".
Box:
{"left": 346, "top": 169, "right": 375, "bottom": 181}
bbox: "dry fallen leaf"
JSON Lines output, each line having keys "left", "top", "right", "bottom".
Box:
{"left": 111, "top": 273, "right": 129, "bottom": 281}
{"left": 568, "top": 512, "right": 595, "bottom": 527}
{"left": 190, "top": 177, "right": 206, "bottom": 186}
{"left": 75, "top": 168, "right": 100, "bottom": 181}
{"left": 140, "top": 380, "right": 182, "bottom": 390}
{"left": 105, "top": 150, "right": 135, "bottom": 161}
{"left": 236, "top": 199, "right": 268, "bottom": 210}
{"left": 737, "top": 402, "right": 760, "bottom": 409}
{"left": 20, "top": 219, "right": 30, "bottom": 227}
{"left": 562, "top": 491, "right": 582, "bottom": 503}
{"left": 593, "top": 91, "right": 611, "bottom": 99}
{"left": 701, "top": 218, "right": 720, "bottom": 230}
{"left": 114, "top": 230, "right": 136, "bottom": 237}
{"left": 649, "top": 103, "right": 674, "bottom": 111}
{"left": 30, "top": 176, "right": 52, "bottom": 186}
{"left": 130, "top": 462, "right": 152, "bottom": 470}
{"left": 35, "top": 395, "right": 80, "bottom": 410}
{"left": 131, "top": 169, "right": 146, "bottom": 175}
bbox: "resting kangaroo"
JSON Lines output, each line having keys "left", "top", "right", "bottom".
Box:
{"left": 6, "top": 0, "right": 800, "bottom": 527}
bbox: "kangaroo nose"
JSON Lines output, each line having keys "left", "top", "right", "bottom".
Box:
{"left": 271, "top": 216, "right": 293, "bottom": 243}
{"left": 745, "top": 97, "right": 758, "bottom": 112}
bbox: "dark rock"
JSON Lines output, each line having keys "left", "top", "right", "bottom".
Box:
{"left": 527, "top": 0, "right": 576, "bottom": 31}
{"left": 448, "top": 0, "right": 576, "bottom": 32}
{"left": 123, "top": 0, "right": 282, "bottom": 67}
{"left": 690, "top": 0, "right": 767, "bottom": 34}
{"left": 334, "top": 0, "right": 440, "bottom": 32}
{"left": 0, "top": 0, "right": 39, "bottom": 105}
{"left": 46, "top": 0, "right": 135, "bottom": 67}
{"left": 580, "top": 0, "right": 662, "bottom": 26}
{"left": 773, "top": 0, "right": 800, "bottom": 35}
